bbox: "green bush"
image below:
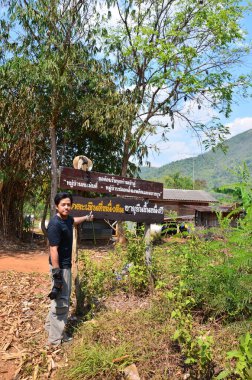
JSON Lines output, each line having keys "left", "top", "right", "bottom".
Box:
{"left": 167, "top": 234, "right": 252, "bottom": 320}
{"left": 78, "top": 250, "right": 116, "bottom": 317}
{"left": 188, "top": 265, "right": 252, "bottom": 319}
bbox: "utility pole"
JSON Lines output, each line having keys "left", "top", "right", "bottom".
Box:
{"left": 192, "top": 158, "right": 195, "bottom": 190}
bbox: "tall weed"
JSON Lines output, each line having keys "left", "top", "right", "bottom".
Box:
{"left": 125, "top": 228, "right": 153, "bottom": 294}
{"left": 78, "top": 250, "right": 116, "bottom": 317}
{"left": 170, "top": 234, "right": 252, "bottom": 320}
{"left": 66, "top": 342, "right": 134, "bottom": 379}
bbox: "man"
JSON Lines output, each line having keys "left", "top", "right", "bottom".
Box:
{"left": 45, "top": 192, "right": 93, "bottom": 347}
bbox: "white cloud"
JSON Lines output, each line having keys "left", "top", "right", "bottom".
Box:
{"left": 143, "top": 103, "right": 216, "bottom": 167}
{"left": 144, "top": 127, "right": 204, "bottom": 167}
{"left": 226, "top": 117, "right": 252, "bottom": 137}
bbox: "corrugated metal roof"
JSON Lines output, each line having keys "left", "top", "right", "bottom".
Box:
{"left": 193, "top": 205, "right": 234, "bottom": 212}
{"left": 164, "top": 215, "right": 195, "bottom": 222}
{"left": 163, "top": 189, "right": 217, "bottom": 203}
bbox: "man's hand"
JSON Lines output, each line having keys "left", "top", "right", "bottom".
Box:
{"left": 85, "top": 211, "right": 94, "bottom": 222}
{"left": 48, "top": 268, "right": 63, "bottom": 300}
{"left": 74, "top": 212, "right": 94, "bottom": 225}
{"left": 52, "top": 268, "right": 63, "bottom": 287}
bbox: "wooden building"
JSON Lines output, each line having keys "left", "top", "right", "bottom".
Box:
{"left": 154, "top": 188, "right": 217, "bottom": 220}
{"left": 155, "top": 189, "right": 240, "bottom": 228}
{"left": 194, "top": 205, "right": 241, "bottom": 228}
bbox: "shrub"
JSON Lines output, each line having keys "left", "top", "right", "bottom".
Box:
{"left": 216, "top": 333, "right": 252, "bottom": 379}
{"left": 78, "top": 250, "right": 116, "bottom": 317}
{"left": 125, "top": 228, "right": 153, "bottom": 294}
{"left": 168, "top": 234, "right": 252, "bottom": 320}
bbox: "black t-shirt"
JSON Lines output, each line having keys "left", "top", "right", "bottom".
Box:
{"left": 47, "top": 215, "right": 74, "bottom": 269}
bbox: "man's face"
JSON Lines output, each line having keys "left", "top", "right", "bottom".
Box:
{"left": 56, "top": 198, "right": 72, "bottom": 219}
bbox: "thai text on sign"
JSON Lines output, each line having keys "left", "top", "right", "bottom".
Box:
{"left": 59, "top": 167, "right": 163, "bottom": 199}
{"left": 71, "top": 196, "right": 164, "bottom": 223}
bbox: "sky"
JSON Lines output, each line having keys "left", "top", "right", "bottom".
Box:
{"left": 145, "top": 8, "right": 252, "bottom": 168}
{"left": 1, "top": 2, "right": 251, "bottom": 169}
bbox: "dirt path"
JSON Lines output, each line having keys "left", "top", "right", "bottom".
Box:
{"left": 0, "top": 241, "right": 111, "bottom": 380}
{"left": 0, "top": 244, "right": 51, "bottom": 380}
{"left": 0, "top": 250, "right": 49, "bottom": 273}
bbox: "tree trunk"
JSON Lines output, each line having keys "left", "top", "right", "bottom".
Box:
{"left": 144, "top": 223, "right": 154, "bottom": 290}
{"left": 116, "top": 221, "right": 127, "bottom": 244}
{"left": 49, "top": 124, "right": 58, "bottom": 217}
{"left": 0, "top": 181, "right": 25, "bottom": 238}
{"left": 120, "top": 139, "right": 130, "bottom": 177}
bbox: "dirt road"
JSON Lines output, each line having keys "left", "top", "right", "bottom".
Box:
{"left": 0, "top": 241, "right": 109, "bottom": 380}
{"left": 0, "top": 245, "right": 51, "bottom": 380}
{"left": 0, "top": 250, "right": 49, "bottom": 273}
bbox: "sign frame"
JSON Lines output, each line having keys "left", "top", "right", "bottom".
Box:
{"left": 71, "top": 195, "right": 164, "bottom": 223}
{"left": 59, "top": 167, "right": 163, "bottom": 200}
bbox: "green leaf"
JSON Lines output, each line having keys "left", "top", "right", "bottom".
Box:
{"left": 227, "top": 350, "right": 244, "bottom": 359}
{"left": 215, "top": 370, "right": 230, "bottom": 380}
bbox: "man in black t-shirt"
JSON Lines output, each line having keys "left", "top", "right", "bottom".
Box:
{"left": 45, "top": 192, "right": 93, "bottom": 347}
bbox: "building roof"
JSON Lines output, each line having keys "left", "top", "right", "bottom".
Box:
{"left": 164, "top": 215, "right": 195, "bottom": 222}
{"left": 192, "top": 205, "right": 237, "bottom": 213}
{"left": 163, "top": 189, "right": 217, "bottom": 203}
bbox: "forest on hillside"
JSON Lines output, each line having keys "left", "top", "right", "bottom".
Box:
{"left": 140, "top": 129, "right": 252, "bottom": 190}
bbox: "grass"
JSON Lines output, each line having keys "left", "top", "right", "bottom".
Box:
{"left": 66, "top": 342, "right": 134, "bottom": 379}
{"left": 59, "top": 296, "right": 252, "bottom": 379}
{"left": 56, "top": 227, "right": 252, "bottom": 379}
{"left": 58, "top": 305, "right": 179, "bottom": 380}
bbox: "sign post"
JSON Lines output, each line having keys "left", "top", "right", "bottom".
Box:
{"left": 59, "top": 166, "right": 164, "bottom": 312}
{"left": 72, "top": 226, "right": 85, "bottom": 315}
{"left": 144, "top": 223, "right": 152, "bottom": 266}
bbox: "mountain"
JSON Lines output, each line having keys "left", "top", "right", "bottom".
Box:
{"left": 140, "top": 129, "right": 252, "bottom": 189}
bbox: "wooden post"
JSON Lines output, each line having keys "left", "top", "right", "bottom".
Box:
{"left": 72, "top": 225, "right": 85, "bottom": 315}
{"left": 72, "top": 225, "right": 78, "bottom": 284}
{"left": 144, "top": 223, "right": 152, "bottom": 266}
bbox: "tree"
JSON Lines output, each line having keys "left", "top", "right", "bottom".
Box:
{"left": 0, "top": 57, "right": 49, "bottom": 237}
{"left": 163, "top": 172, "right": 192, "bottom": 189}
{"left": 216, "top": 163, "right": 252, "bottom": 208}
{"left": 1, "top": 0, "right": 251, "bottom": 239}
{"left": 215, "top": 163, "right": 252, "bottom": 230}
{"left": 101, "top": 0, "right": 251, "bottom": 176}
{"left": 162, "top": 172, "right": 207, "bottom": 189}
{"left": 0, "top": 1, "right": 129, "bottom": 237}
{"left": 0, "top": 54, "right": 127, "bottom": 236}
{"left": 6, "top": 0, "right": 101, "bottom": 216}
{"left": 1, "top": 0, "right": 132, "bottom": 238}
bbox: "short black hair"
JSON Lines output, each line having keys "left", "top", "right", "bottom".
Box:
{"left": 54, "top": 192, "right": 73, "bottom": 206}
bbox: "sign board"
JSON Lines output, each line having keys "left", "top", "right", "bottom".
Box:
{"left": 59, "top": 167, "right": 163, "bottom": 199}
{"left": 71, "top": 196, "right": 164, "bottom": 223}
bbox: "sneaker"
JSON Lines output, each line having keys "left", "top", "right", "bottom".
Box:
{"left": 61, "top": 335, "right": 73, "bottom": 344}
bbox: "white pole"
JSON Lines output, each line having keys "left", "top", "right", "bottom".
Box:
{"left": 144, "top": 223, "right": 152, "bottom": 266}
